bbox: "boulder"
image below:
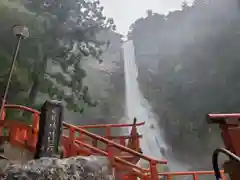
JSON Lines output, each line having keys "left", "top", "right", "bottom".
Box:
{"left": 0, "top": 156, "right": 114, "bottom": 180}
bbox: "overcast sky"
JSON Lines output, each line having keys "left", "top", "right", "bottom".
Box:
{"left": 99, "top": 0, "right": 194, "bottom": 35}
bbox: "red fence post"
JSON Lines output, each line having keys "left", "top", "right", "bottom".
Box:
{"left": 106, "top": 126, "right": 114, "bottom": 161}
{"left": 193, "top": 173, "right": 198, "bottom": 180}
{"left": 31, "top": 112, "right": 39, "bottom": 147}
{"left": 150, "top": 160, "right": 158, "bottom": 180}
{"left": 0, "top": 108, "right": 5, "bottom": 135}
{"left": 67, "top": 128, "right": 75, "bottom": 157}
{"left": 167, "top": 175, "right": 172, "bottom": 180}
{"left": 0, "top": 108, "right": 5, "bottom": 120}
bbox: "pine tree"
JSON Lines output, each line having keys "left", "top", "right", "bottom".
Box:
{"left": 21, "top": 0, "right": 115, "bottom": 112}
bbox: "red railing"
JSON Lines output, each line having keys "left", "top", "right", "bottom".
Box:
{"left": 75, "top": 122, "right": 145, "bottom": 147}
{"left": 0, "top": 104, "right": 227, "bottom": 180}
{"left": 159, "top": 170, "right": 226, "bottom": 180}
{"left": 0, "top": 104, "right": 165, "bottom": 180}
{"left": 63, "top": 121, "right": 167, "bottom": 180}
{"left": 208, "top": 113, "right": 240, "bottom": 119}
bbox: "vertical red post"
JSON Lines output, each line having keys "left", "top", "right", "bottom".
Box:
{"left": 193, "top": 173, "right": 198, "bottom": 180}
{"left": 167, "top": 175, "right": 172, "bottom": 180}
{"left": 67, "top": 127, "right": 75, "bottom": 157}
{"left": 119, "top": 136, "right": 125, "bottom": 146}
{"left": 31, "top": 112, "right": 39, "bottom": 147}
{"left": 149, "top": 160, "right": 158, "bottom": 180}
{"left": 106, "top": 126, "right": 111, "bottom": 151}
{"left": 219, "top": 124, "right": 234, "bottom": 153}
{"left": 106, "top": 126, "right": 114, "bottom": 166}
{"left": 0, "top": 108, "right": 5, "bottom": 135}
{"left": 0, "top": 108, "right": 5, "bottom": 120}
{"left": 32, "top": 112, "right": 39, "bottom": 130}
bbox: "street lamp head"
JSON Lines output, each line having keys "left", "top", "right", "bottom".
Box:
{"left": 13, "top": 25, "right": 29, "bottom": 39}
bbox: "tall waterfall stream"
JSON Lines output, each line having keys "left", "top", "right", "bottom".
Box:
{"left": 122, "top": 40, "right": 190, "bottom": 172}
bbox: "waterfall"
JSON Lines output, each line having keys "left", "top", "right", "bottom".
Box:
{"left": 122, "top": 40, "right": 189, "bottom": 171}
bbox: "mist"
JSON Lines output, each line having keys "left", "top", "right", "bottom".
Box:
{"left": 128, "top": 0, "right": 240, "bottom": 169}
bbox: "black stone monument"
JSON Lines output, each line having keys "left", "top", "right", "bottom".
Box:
{"left": 34, "top": 100, "right": 63, "bottom": 159}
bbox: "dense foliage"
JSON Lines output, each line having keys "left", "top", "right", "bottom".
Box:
{"left": 129, "top": 0, "right": 240, "bottom": 167}
{"left": 0, "top": 0, "right": 116, "bottom": 113}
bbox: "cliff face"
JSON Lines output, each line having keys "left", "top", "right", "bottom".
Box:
{"left": 65, "top": 30, "right": 125, "bottom": 134}
{"left": 128, "top": 1, "right": 240, "bottom": 169}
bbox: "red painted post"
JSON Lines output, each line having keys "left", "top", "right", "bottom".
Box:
{"left": 167, "top": 175, "right": 172, "bottom": 180}
{"left": 32, "top": 112, "right": 39, "bottom": 130}
{"left": 32, "top": 112, "right": 39, "bottom": 146}
{"left": 106, "top": 126, "right": 113, "bottom": 161}
{"left": 149, "top": 160, "right": 158, "bottom": 180}
{"left": 119, "top": 136, "right": 125, "bottom": 146}
{"left": 0, "top": 108, "right": 5, "bottom": 120}
{"left": 0, "top": 108, "right": 5, "bottom": 135}
{"left": 193, "top": 173, "right": 198, "bottom": 180}
{"left": 67, "top": 128, "right": 75, "bottom": 157}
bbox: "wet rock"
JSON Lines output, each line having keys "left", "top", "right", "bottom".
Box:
{"left": 0, "top": 156, "right": 113, "bottom": 180}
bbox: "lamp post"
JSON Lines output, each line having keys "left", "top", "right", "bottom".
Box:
{"left": 0, "top": 25, "right": 29, "bottom": 119}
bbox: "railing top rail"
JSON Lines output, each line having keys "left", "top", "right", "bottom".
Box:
{"left": 207, "top": 113, "right": 240, "bottom": 119}
{"left": 77, "top": 122, "right": 145, "bottom": 128}
{"left": 207, "top": 113, "right": 240, "bottom": 124}
{"left": 72, "top": 134, "right": 143, "bottom": 140}
{"left": 2, "top": 104, "right": 166, "bottom": 163}
{"left": 63, "top": 122, "right": 167, "bottom": 164}
{"left": 159, "top": 170, "right": 225, "bottom": 176}
{"left": 4, "top": 104, "right": 40, "bottom": 114}
{"left": 4, "top": 104, "right": 144, "bottom": 127}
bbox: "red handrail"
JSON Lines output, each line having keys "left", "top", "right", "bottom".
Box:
{"left": 77, "top": 122, "right": 145, "bottom": 128}
{"left": 159, "top": 170, "right": 226, "bottom": 180}
{"left": 63, "top": 122, "right": 166, "bottom": 180}
{"left": 207, "top": 113, "right": 240, "bottom": 125}
{"left": 4, "top": 104, "right": 40, "bottom": 114}
{"left": 0, "top": 104, "right": 228, "bottom": 180}
{"left": 3, "top": 104, "right": 144, "bottom": 129}
{"left": 63, "top": 121, "right": 167, "bottom": 164}
{"left": 208, "top": 113, "right": 240, "bottom": 119}
{"left": 71, "top": 137, "right": 149, "bottom": 172}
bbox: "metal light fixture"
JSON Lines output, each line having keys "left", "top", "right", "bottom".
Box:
{"left": 0, "top": 25, "right": 29, "bottom": 119}
{"left": 13, "top": 25, "right": 29, "bottom": 38}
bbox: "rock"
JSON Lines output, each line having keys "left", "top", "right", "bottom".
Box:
{"left": 0, "top": 156, "right": 114, "bottom": 180}
{"left": 1, "top": 143, "right": 33, "bottom": 163}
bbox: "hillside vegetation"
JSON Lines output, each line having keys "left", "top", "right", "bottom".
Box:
{"left": 0, "top": 0, "right": 124, "bottom": 125}
{"left": 129, "top": 0, "right": 240, "bottom": 168}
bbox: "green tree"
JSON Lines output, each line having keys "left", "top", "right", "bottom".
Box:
{"left": 20, "top": 0, "right": 115, "bottom": 112}
{"left": 0, "top": 0, "right": 44, "bottom": 104}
